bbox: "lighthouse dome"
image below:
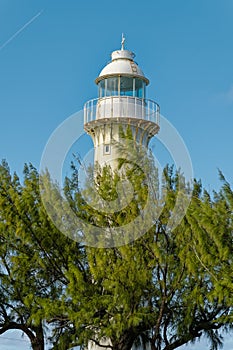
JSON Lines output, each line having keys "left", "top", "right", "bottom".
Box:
{"left": 95, "top": 49, "right": 149, "bottom": 85}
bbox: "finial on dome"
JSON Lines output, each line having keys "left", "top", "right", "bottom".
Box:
{"left": 121, "top": 33, "right": 125, "bottom": 50}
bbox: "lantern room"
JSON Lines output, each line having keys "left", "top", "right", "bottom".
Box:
{"left": 83, "top": 37, "right": 160, "bottom": 167}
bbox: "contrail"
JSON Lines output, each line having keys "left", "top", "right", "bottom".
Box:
{"left": 0, "top": 10, "right": 44, "bottom": 51}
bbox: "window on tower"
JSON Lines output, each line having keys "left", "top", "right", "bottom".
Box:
{"left": 104, "top": 144, "right": 111, "bottom": 155}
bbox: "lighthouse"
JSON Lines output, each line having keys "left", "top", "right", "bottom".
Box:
{"left": 82, "top": 38, "right": 161, "bottom": 350}
{"left": 84, "top": 36, "right": 160, "bottom": 169}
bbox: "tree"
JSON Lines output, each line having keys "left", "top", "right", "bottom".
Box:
{"left": 0, "top": 161, "right": 84, "bottom": 349}
{"left": 0, "top": 158, "right": 232, "bottom": 350}
{"left": 37, "top": 161, "right": 233, "bottom": 350}
{"left": 0, "top": 160, "right": 46, "bottom": 349}
{"left": 184, "top": 171, "right": 233, "bottom": 311}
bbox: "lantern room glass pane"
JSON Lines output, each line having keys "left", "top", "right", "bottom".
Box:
{"left": 106, "top": 77, "right": 118, "bottom": 96}
{"left": 120, "top": 76, "right": 133, "bottom": 96}
{"left": 134, "top": 78, "right": 145, "bottom": 98}
{"left": 98, "top": 80, "right": 105, "bottom": 98}
{"left": 98, "top": 78, "right": 119, "bottom": 97}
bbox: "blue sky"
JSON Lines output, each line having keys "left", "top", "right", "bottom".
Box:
{"left": 0, "top": 0, "right": 233, "bottom": 349}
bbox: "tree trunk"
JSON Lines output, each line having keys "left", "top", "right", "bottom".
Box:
{"left": 32, "top": 342, "right": 44, "bottom": 350}
{"left": 0, "top": 322, "right": 45, "bottom": 350}
{"left": 112, "top": 332, "right": 136, "bottom": 350}
{"left": 31, "top": 324, "right": 45, "bottom": 350}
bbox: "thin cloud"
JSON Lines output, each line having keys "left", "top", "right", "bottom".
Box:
{"left": 0, "top": 9, "right": 44, "bottom": 52}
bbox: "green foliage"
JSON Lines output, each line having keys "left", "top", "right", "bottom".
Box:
{"left": 0, "top": 159, "right": 232, "bottom": 350}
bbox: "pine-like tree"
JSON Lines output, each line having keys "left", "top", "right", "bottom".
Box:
{"left": 0, "top": 157, "right": 232, "bottom": 350}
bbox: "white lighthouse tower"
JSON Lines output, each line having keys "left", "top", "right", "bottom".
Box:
{"left": 84, "top": 36, "right": 160, "bottom": 169}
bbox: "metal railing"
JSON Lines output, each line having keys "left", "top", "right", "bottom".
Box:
{"left": 84, "top": 96, "right": 160, "bottom": 126}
